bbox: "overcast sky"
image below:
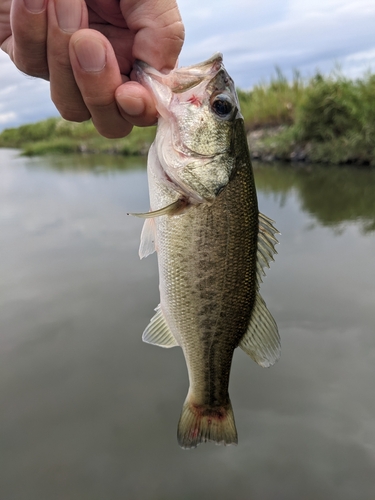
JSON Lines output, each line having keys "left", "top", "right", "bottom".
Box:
{"left": 1, "top": 0, "right": 375, "bottom": 130}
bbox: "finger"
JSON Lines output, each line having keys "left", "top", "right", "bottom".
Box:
{"left": 115, "top": 81, "right": 158, "bottom": 128}
{"left": 47, "top": 0, "right": 90, "bottom": 121}
{"left": 88, "top": 23, "right": 134, "bottom": 76}
{"left": 7, "top": 0, "right": 48, "bottom": 78}
{"left": 121, "top": 0, "right": 185, "bottom": 71}
{"left": 69, "top": 29, "right": 134, "bottom": 138}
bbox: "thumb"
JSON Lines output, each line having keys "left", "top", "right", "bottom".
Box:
{"left": 1, "top": 35, "right": 13, "bottom": 57}
{"left": 120, "top": 0, "right": 184, "bottom": 72}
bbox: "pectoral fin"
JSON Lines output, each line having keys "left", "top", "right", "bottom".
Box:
{"left": 239, "top": 291, "right": 280, "bottom": 367}
{"left": 129, "top": 198, "right": 187, "bottom": 219}
{"left": 142, "top": 305, "right": 179, "bottom": 348}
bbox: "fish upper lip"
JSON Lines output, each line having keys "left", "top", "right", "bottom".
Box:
{"left": 134, "top": 53, "right": 225, "bottom": 94}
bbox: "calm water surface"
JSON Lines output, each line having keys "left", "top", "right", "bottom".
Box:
{"left": 1, "top": 148, "right": 375, "bottom": 499}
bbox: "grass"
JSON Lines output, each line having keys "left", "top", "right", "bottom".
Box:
{"left": 1, "top": 67, "right": 375, "bottom": 165}
{"left": 241, "top": 69, "right": 375, "bottom": 165}
{"left": 238, "top": 68, "right": 305, "bottom": 130}
{"left": 0, "top": 117, "right": 156, "bottom": 157}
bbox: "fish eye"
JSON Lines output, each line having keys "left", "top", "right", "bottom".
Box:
{"left": 211, "top": 94, "right": 234, "bottom": 118}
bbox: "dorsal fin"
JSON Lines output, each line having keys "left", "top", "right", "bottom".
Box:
{"left": 238, "top": 212, "right": 280, "bottom": 366}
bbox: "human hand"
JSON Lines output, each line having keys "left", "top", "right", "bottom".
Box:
{"left": 0, "top": 0, "right": 184, "bottom": 137}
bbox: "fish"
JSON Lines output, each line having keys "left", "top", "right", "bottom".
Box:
{"left": 133, "top": 53, "right": 280, "bottom": 449}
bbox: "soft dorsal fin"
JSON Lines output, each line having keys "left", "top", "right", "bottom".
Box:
{"left": 240, "top": 212, "right": 280, "bottom": 366}
{"left": 142, "top": 305, "right": 179, "bottom": 348}
{"left": 256, "top": 212, "right": 279, "bottom": 287}
{"left": 139, "top": 218, "right": 156, "bottom": 259}
{"left": 239, "top": 291, "right": 280, "bottom": 367}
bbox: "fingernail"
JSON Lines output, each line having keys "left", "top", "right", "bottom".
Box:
{"left": 74, "top": 37, "right": 106, "bottom": 72}
{"left": 56, "top": 0, "right": 82, "bottom": 33}
{"left": 24, "top": 0, "right": 46, "bottom": 14}
{"left": 123, "top": 96, "right": 145, "bottom": 116}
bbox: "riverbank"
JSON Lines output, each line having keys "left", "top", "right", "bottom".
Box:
{"left": 0, "top": 118, "right": 156, "bottom": 157}
{"left": 1, "top": 68, "right": 374, "bottom": 165}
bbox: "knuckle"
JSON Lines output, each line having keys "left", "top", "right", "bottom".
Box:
{"left": 50, "top": 85, "right": 91, "bottom": 122}
{"left": 13, "top": 54, "right": 49, "bottom": 79}
{"left": 93, "top": 119, "right": 132, "bottom": 139}
{"left": 62, "top": 110, "right": 91, "bottom": 122}
{"left": 96, "top": 127, "right": 131, "bottom": 140}
{"left": 54, "top": 104, "right": 91, "bottom": 123}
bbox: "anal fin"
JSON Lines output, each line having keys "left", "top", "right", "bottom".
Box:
{"left": 142, "top": 304, "right": 179, "bottom": 348}
{"left": 239, "top": 291, "right": 280, "bottom": 367}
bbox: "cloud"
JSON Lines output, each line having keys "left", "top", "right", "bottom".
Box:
{"left": 178, "top": 0, "right": 375, "bottom": 86}
{"left": 347, "top": 48, "right": 375, "bottom": 62}
{"left": 0, "top": 111, "right": 17, "bottom": 124}
{"left": 0, "top": 52, "right": 56, "bottom": 130}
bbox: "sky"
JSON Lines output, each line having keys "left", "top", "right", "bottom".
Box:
{"left": 0, "top": 0, "right": 375, "bottom": 130}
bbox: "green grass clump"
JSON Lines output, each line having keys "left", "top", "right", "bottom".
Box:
{"left": 293, "top": 72, "right": 375, "bottom": 164}
{"left": 292, "top": 72, "right": 364, "bottom": 142}
{"left": 243, "top": 68, "right": 375, "bottom": 165}
{"left": 22, "top": 138, "right": 78, "bottom": 155}
{"left": 0, "top": 117, "right": 156, "bottom": 157}
{"left": 238, "top": 68, "right": 305, "bottom": 130}
{"left": 0, "top": 118, "right": 58, "bottom": 147}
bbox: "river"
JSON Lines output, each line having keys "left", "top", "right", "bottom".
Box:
{"left": 1, "top": 148, "right": 375, "bottom": 499}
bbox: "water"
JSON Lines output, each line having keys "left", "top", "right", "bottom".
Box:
{"left": 1, "top": 148, "right": 375, "bottom": 499}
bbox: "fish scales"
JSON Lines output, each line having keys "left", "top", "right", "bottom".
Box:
{"left": 158, "top": 149, "right": 258, "bottom": 406}
{"left": 134, "top": 54, "right": 280, "bottom": 448}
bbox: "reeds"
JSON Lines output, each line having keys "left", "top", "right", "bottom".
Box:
{"left": 1, "top": 68, "right": 375, "bottom": 165}
{"left": 238, "top": 68, "right": 375, "bottom": 165}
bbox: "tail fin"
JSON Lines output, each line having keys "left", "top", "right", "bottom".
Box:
{"left": 177, "top": 399, "right": 238, "bottom": 449}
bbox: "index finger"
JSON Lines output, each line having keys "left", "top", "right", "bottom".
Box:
{"left": 6, "top": 0, "right": 48, "bottom": 78}
{"left": 120, "top": 0, "right": 185, "bottom": 72}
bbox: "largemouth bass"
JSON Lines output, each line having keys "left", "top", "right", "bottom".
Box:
{"left": 134, "top": 54, "right": 280, "bottom": 449}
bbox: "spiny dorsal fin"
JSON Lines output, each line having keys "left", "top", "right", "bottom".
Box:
{"left": 239, "top": 291, "right": 280, "bottom": 367}
{"left": 256, "top": 212, "right": 279, "bottom": 287}
{"left": 142, "top": 305, "right": 179, "bottom": 348}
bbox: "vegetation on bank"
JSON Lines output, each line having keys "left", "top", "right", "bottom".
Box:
{"left": 1, "top": 68, "right": 375, "bottom": 165}
{"left": 0, "top": 118, "right": 156, "bottom": 157}
{"left": 242, "top": 68, "right": 375, "bottom": 165}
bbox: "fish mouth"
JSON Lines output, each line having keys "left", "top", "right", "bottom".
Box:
{"left": 134, "top": 53, "right": 223, "bottom": 93}
{"left": 134, "top": 53, "right": 224, "bottom": 116}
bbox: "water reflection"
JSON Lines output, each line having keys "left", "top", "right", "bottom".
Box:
{"left": 25, "top": 152, "right": 147, "bottom": 173}
{"left": 1, "top": 149, "right": 375, "bottom": 500}
{"left": 26, "top": 153, "right": 375, "bottom": 232}
{"left": 254, "top": 162, "right": 375, "bottom": 233}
